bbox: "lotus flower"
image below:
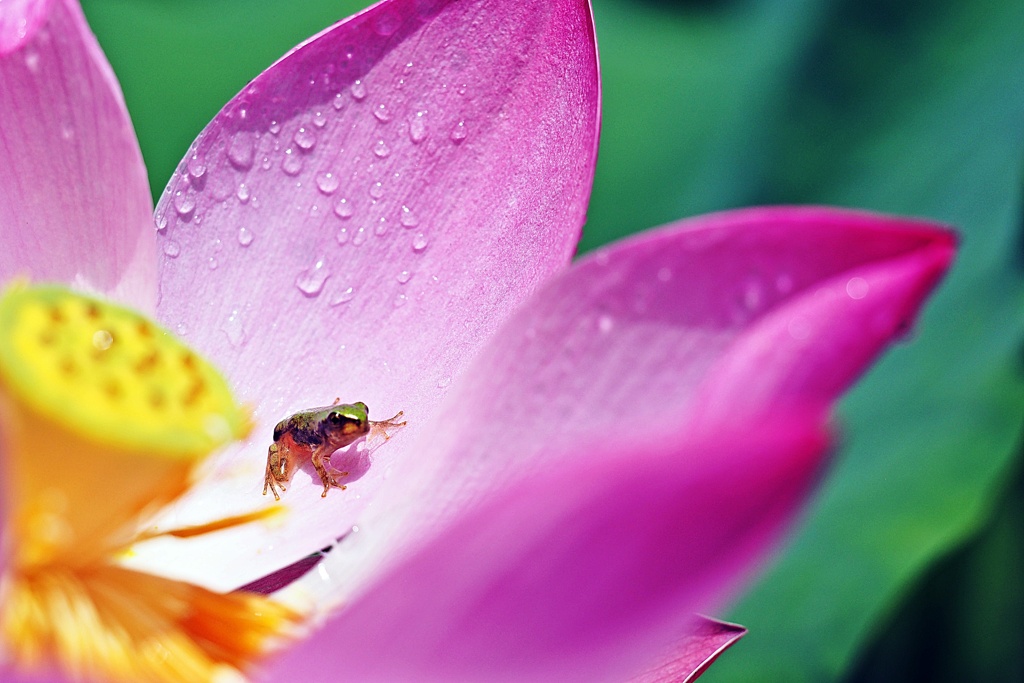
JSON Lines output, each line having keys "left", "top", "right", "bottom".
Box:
{"left": 0, "top": 0, "right": 954, "bottom": 681}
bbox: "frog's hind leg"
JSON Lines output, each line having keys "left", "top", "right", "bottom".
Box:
{"left": 311, "top": 446, "right": 348, "bottom": 498}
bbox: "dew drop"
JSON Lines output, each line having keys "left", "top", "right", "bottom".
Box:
{"left": 295, "top": 258, "right": 329, "bottom": 297}
{"left": 400, "top": 205, "right": 418, "bottom": 227}
{"left": 176, "top": 322, "right": 188, "bottom": 336}
{"left": 373, "top": 103, "right": 391, "bottom": 123}
{"left": 237, "top": 227, "right": 253, "bottom": 246}
{"left": 317, "top": 172, "right": 340, "bottom": 194}
{"left": 173, "top": 191, "right": 196, "bottom": 218}
{"left": 282, "top": 148, "right": 303, "bottom": 176}
{"left": 294, "top": 126, "right": 317, "bottom": 151}
{"left": 409, "top": 112, "right": 427, "bottom": 143}
{"left": 331, "top": 286, "right": 356, "bottom": 306}
{"left": 333, "top": 92, "right": 346, "bottom": 110}
{"left": 187, "top": 155, "right": 207, "bottom": 179}
{"left": 375, "top": 217, "right": 389, "bottom": 236}
{"left": 846, "top": 276, "right": 869, "bottom": 299}
{"left": 155, "top": 214, "right": 168, "bottom": 233}
{"left": 227, "top": 133, "right": 255, "bottom": 169}
{"left": 236, "top": 183, "right": 251, "bottom": 203}
{"left": 369, "top": 181, "right": 384, "bottom": 199}
{"left": 412, "top": 233, "right": 429, "bottom": 252}
{"left": 269, "top": 120, "right": 281, "bottom": 135}
{"left": 396, "top": 270, "right": 412, "bottom": 284}
{"left": 313, "top": 111, "right": 327, "bottom": 128}
{"left": 393, "top": 293, "right": 407, "bottom": 308}
{"left": 208, "top": 257, "right": 219, "bottom": 270}
{"left": 24, "top": 50, "right": 40, "bottom": 73}
{"left": 334, "top": 197, "right": 354, "bottom": 219}
{"left": 350, "top": 80, "right": 367, "bottom": 101}
{"left": 336, "top": 227, "right": 350, "bottom": 244}
{"left": 450, "top": 120, "right": 467, "bottom": 143}
{"left": 352, "top": 226, "right": 367, "bottom": 246}
{"left": 163, "top": 241, "right": 180, "bottom": 258}
{"left": 374, "top": 140, "right": 391, "bottom": 157}
{"left": 223, "top": 310, "right": 246, "bottom": 347}
{"left": 261, "top": 156, "right": 272, "bottom": 170}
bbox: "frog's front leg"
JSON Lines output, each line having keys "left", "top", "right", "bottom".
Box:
{"left": 311, "top": 445, "right": 349, "bottom": 498}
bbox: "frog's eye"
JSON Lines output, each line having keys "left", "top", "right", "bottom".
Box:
{"left": 329, "top": 411, "right": 363, "bottom": 434}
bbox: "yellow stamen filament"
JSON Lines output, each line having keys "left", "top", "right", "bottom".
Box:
{"left": 0, "top": 284, "right": 296, "bottom": 682}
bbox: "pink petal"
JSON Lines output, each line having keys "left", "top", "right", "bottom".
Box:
{"left": 627, "top": 617, "right": 746, "bottom": 683}
{"left": 322, "top": 206, "right": 954, "bottom": 595}
{"left": 263, "top": 417, "right": 827, "bottom": 682}
{"left": 0, "top": 0, "right": 154, "bottom": 309}
{"left": 133, "top": 0, "right": 599, "bottom": 590}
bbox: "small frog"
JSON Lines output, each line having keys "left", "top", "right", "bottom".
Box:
{"left": 263, "top": 400, "right": 406, "bottom": 500}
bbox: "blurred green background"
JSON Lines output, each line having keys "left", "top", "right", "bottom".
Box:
{"left": 78, "top": 0, "right": 1024, "bottom": 680}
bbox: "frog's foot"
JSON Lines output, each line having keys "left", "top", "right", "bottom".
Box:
{"left": 312, "top": 447, "right": 350, "bottom": 498}
{"left": 263, "top": 463, "right": 285, "bottom": 501}
{"left": 368, "top": 410, "right": 407, "bottom": 446}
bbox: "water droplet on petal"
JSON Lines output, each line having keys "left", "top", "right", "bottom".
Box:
{"left": 450, "top": 120, "right": 467, "bottom": 143}
{"left": 313, "top": 111, "right": 327, "bottom": 128}
{"left": 333, "top": 92, "right": 346, "bottom": 110}
{"left": 176, "top": 322, "right": 188, "bottom": 336}
{"left": 400, "top": 205, "right": 418, "bottom": 227}
{"left": 236, "top": 183, "right": 251, "bottom": 203}
{"left": 155, "top": 214, "right": 168, "bottom": 233}
{"left": 163, "top": 241, "right": 180, "bottom": 258}
{"left": 375, "top": 217, "right": 389, "bottom": 236}
{"left": 173, "top": 191, "right": 196, "bottom": 218}
{"left": 208, "top": 257, "right": 219, "bottom": 270}
{"left": 237, "top": 227, "right": 254, "bottom": 246}
{"left": 295, "top": 258, "right": 329, "bottom": 297}
{"left": 409, "top": 112, "right": 427, "bottom": 143}
{"left": 373, "top": 103, "right": 391, "bottom": 123}
{"left": 374, "top": 140, "right": 391, "bottom": 157}
{"left": 396, "top": 270, "right": 412, "bottom": 284}
{"left": 369, "top": 181, "right": 384, "bottom": 199}
{"left": 317, "top": 172, "right": 340, "bottom": 194}
{"left": 228, "top": 133, "right": 255, "bottom": 169}
{"left": 412, "top": 233, "right": 429, "bottom": 252}
{"left": 393, "top": 293, "right": 407, "bottom": 308}
{"left": 334, "top": 197, "right": 354, "bottom": 219}
{"left": 269, "top": 120, "right": 281, "bottom": 135}
{"left": 187, "top": 155, "right": 207, "bottom": 179}
{"left": 282, "top": 148, "right": 303, "bottom": 176}
{"left": 352, "top": 227, "right": 367, "bottom": 246}
{"left": 846, "top": 276, "right": 869, "bottom": 300}
{"left": 350, "top": 80, "right": 367, "bottom": 101}
{"left": 294, "top": 126, "right": 317, "bottom": 151}
{"left": 223, "top": 310, "right": 246, "bottom": 347}
{"left": 336, "top": 227, "right": 349, "bottom": 244}
{"left": 331, "top": 287, "right": 356, "bottom": 306}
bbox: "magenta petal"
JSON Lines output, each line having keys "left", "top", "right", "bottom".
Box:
{"left": 628, "top": 617, "right": 746, "bottom": 683}
{"left": 135, "top": 0, "right": 599, "bottom": 589}
{"left": 263, "top": 418, "right": 826, "bottom": 683}
{"left": 333, "top": 207, "right": 953, "bottom": 588}
{"left": 0, "top": 0, "right": 154, "bottom": 308}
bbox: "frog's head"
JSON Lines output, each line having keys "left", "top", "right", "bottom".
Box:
{"left": 321, "top": 402, "right": 370, "bottom": 448}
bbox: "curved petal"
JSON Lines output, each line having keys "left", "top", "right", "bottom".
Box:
{"left": 0, "top": 0, "right": 154, "bottom": 309}
{"left": 263, "top": 417, "right": 826, "bottom": 682}
{"left": 134, "top": 0, "right": 600, "bottom": 589}
{"left": 627, "top": 617, "right": 746, "bottom": 683}
{"left": 318, "top": 206, "right": 953, "bottom": 601}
